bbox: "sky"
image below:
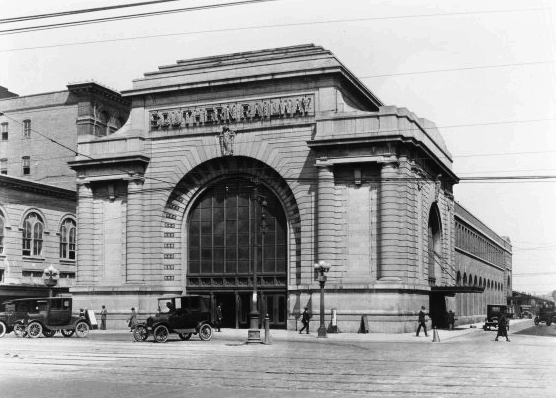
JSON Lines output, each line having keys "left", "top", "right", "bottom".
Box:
{"left": 1, "top": 0, "right": 555, "bottom": 296}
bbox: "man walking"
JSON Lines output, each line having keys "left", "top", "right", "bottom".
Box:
{"left": 447, "top": 310, "right": 456, "bottom": 331}
{"left": 299, "top": 307, "right": 310, "bottom": 334}
{"left": 215, "top": 303, "right": 223, "bottom": 332}
{"left": 416, "top": 306, "right": 428, "bottom": 337}
{"left": 100, "top": 305, "right": 107, "bottom": 330}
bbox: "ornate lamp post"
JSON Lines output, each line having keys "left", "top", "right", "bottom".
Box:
{"left": 314, "top": 260, "right": 331, "bottom": 338}
{"left": 247, "top": 180, "right": 268, "bottom": 344}
{"left": 43, "top": 264, "right": 59, "bottom": 297}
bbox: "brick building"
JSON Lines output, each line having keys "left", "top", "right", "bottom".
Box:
{"left": 68, "top": 45, "right": 512, "bottom": 332}
{"left": 0, "top": 83, "right": 129, "bottom": 302}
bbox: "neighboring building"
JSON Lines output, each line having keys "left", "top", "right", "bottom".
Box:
{"left": 0, "top": 83, "right": 130, "bottom": 302}
{"left": 68, "top": 44, "right": 512, "bottom": 332}
{"left": 510, "top": 291, "right": 555, "bottom": 318}
{"left": 453, "top": 202, "right": 512, "bottom": 325}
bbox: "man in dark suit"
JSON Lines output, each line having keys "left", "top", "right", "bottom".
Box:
{"left": 299, "top": 307, "right": 310, "bottom": 334}
{"left": 495, "top": 309, "right": 510, "bottom": 342}
{"left": 215, "top": 303, "right": 223, "bottom": 332}
{"left": 416, "top": 306, "right": 428, "bottom": 337}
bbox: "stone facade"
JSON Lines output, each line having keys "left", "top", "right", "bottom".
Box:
{"left": 68, "top": 45, "right": 511, "bottom": 332}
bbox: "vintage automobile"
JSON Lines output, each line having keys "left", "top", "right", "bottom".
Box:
{"left": 133, "top": 295, "right": 214, "bottom": 343}
{"left": 534, "top": 305, "right": 555, "bottom": 326}
{"left": 483, "top": 304, "right": 510, "bottom": 331}
{"left": 0, "top": 297, "right": 91, "bottom": 338}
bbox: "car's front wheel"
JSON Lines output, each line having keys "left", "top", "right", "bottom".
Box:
{"left": 42, "top": 329, "right": 56, "bottom": 338}
{"left": 534, "top": 317, "right": 540, "bottom": 325}
{"left": 199, "top": 324, "right": 212, "bottom": 341}
{"left": 133, "top": 325, "right": 149, "bottom": 342}
{"left": 0, "top": 321, "right": 6, "bottom": 338}
{"left": 179, "top": 333, "right": 192, "bottom": 341}
{"left": 153, "top": 325, "right": 169, "bottom": 343}
{"left": 14, "top": 323, "right": 27, "bottom": 337}
{"left": 61, "top": 329, "right": 75, "bottom": 337}
{"left": 27, "top": 322, "right": 43, "bottom": 338}
{"left": 75, "top": 321, "right": 90, "bottom": 338}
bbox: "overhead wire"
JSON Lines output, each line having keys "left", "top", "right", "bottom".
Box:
{"left": 0, "top": 0, "right": 282, "bottom": 35}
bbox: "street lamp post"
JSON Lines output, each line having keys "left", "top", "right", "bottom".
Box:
{"left": 314, "top": 260, "right": 331, "bottom": 338}
{"left": 247, "top": 180, "right": 268, "bottom": 344}
{"left": 43, "top": 264, "right": 59, "bottom": 298}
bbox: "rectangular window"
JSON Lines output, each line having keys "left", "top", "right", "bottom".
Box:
{"left": 0, "top": 158, "right": 6, "bottom": 175}
{"left": 1, "top": 123, "right": 7, "bottom": 141}
{"left": 0, "top": 270, "right": 3, "bottom": 282}
{"left": 23, "top": 120, "right": 31, "bottom": 138}
{"left": 22, "top": 156, "right": 30, "bottom": 175}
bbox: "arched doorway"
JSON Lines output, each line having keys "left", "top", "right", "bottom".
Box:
{"left": 186, "top": 177, "right": 288, "bottom": 328}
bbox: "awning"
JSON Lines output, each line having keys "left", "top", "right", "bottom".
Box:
{"left": 431, "top": 285, "right": 485, "bottom": 297}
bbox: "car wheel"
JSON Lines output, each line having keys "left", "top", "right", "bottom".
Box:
{"left": 61, "top": 329, "right": 75, "bottom": 337}
{"left": 133, "top": 325, "right": 149, "bottom": 342}
{"left": 179, "top": 333, "right": 192, "bottom": 341}
{"left": 154, "top": 325, "right": 169, "bottom": 343}
{"left": 199, "top": 324, "right": 212, "bottom": 341}
{"left": 27, "top": 322, "right": 43, "bottom": 338}
{"left": 42, "top": 329, "right": 56, "bottom": 338}
{"left": 547, "top": 321, "right": 552, "bottom": 326}
{"left": 14, "top": 323, "right": 27, "bottom": 338}
{"left": 0, "top": 321, "right": 6, "bottom": 338}
{"left": 75, "top": 321, "right": 90, "bottom": 338}
{"left": 534, "top": 318, "right": 540, "bottom": 325}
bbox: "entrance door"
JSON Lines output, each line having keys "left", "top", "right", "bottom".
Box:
{"left": 213, "top": 293, "right": 237, "bottom": 329}
{"left": 429, "top": 293, "right": 448, "bottom": 328}
{"left": 263, "top": 294, "right": 287, "bottom": 328}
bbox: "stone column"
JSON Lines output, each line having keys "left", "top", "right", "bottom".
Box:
{"left": 377, "top": 162, "right": 403, "bottom": 281}
{"left": 126, "top": 178, "right": 145, "bottom": 282}
{"left": 76, "top": 183, "right": 94, "bottom": 284}
{"left": 316, "top": 165, "right": 336, "bottom": 272}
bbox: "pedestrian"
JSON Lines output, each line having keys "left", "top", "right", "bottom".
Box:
{"left": 299, "top": 306, "right": 310, "bottom": 334}
{"left": 416, "top": 306, "right": 429, "bottom": 337}
{"left": 495, "top": 309, "right": 510, "bottom": 342}
{"left": 215, "top": 303, "right": 223, "bottom": 332}
{"left": 100, "top": 305, "right": 107, "bottom": 330}
{"left": 447, "top": 310, "right": 455, "bottom": 331}
{"left": 127, "top": 307, "right": 137, "bottom": 332}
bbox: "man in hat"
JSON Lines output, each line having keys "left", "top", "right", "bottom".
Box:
{"left": 299, "top": 306, "right": 310, "bottom": 334}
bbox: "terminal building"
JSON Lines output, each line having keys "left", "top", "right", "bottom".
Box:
{"left": 2, "top": 45, "right": 512, "bottom": 332}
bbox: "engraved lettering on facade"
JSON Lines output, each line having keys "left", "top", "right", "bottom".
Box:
{"left": 149, "top": 94, "right": 315, "bottom": 130}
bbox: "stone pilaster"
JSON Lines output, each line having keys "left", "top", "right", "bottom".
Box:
{"left": 126, "top": 178, "right": 145, "bottom": 282}
{"left": 316, "top": 165, "right": 337, "bottom": 271}
{"left": 76, "top": 183, "right": 94, "bottom": 284}
{"left": 377, "top": 161, "right": 403, "bottom": 281}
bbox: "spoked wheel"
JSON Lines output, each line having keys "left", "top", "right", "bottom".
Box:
{"left": 133, "top": 325, "right": 149, "bottom": 342}
{"left": 42, "top": 329, "right": 56, "bottom": 338}
{"left": 14, "top": 323, "right": 27, "bottom": 338}
{"left": 179, "top": 333, "right": 192, "bottom": 341}
{"left": 27, "top": 322, "right": 43, "bottom": 338}
{"left": 0, "top": 321, "right": 6, "bottom": 338}
{"left": 199, "top": 324, "right": 213, "bottom": 341}
{"left": 75, "top": 321, "right": 90, "bottom": 338}
{"left": 153, "top": 325, "right": 169, "bottom": 343}
{"left": 61, "top": 329, "right": 75, "bottom": 337}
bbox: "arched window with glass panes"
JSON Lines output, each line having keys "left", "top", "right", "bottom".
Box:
{"left": 59, "top": 218, "right": 76, "bottom": 260}
{"left": 22, "top": 212, "right": 44, "bottom": 256}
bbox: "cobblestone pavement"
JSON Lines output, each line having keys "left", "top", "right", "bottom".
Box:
{"left": 0, "top": 319, "right": 554, "bottom": 398}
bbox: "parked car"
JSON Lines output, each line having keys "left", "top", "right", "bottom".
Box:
{"left": 133, "top": 295, "right": 214, "bottom": 343}
{"left": 521, "top": 311, "right": 533, "bottom": 319}
{"left": 483, "top": 304, "right": 510, "bottom": 331}
{"left": 0, "top": 297, "right": 91, "bottom": 338}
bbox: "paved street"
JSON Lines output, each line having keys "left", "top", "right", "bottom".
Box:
{"left": 0, "top": 319, "right": 555, "bottom": 398}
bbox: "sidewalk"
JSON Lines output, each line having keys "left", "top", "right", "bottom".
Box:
{"left": 94, "top": 318, "right": 533, "bottom": 343}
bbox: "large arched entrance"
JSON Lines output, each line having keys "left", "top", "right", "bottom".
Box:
{"left": 427, "top": 204, "right": 446, "bottom": 327}
{"left": 185, "top": 177, "right": 288, "bottom": 329}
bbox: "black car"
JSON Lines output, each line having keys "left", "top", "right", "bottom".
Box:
{"left": 483, "top": 304, "right": 510, "bottom": 331}
{"left": 0, "top": 297, "right": 90, "bottom": 338}
{"left": 133, "top": 295, "right": 214, "bottom": 343}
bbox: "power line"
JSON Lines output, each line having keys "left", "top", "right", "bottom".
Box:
{"left": 0, "top": 0, "right": 182, "bottom": 24}
{"left": 0, "top": 6, "right": 552, "bottom": 50}
{"left": 0, "top": 0, "right": 282, "bottom": 35}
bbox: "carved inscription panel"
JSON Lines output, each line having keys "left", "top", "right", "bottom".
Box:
{"left": 149, "top": 94, "right": 315, "bottom": 130}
